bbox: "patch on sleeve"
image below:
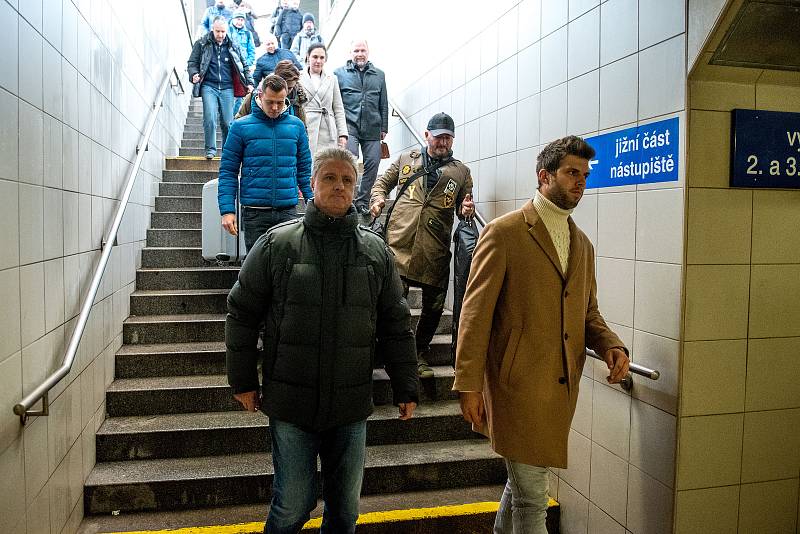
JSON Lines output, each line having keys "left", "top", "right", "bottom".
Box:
{"left": 442, "top": 178, "right": 458, "bottom": 208}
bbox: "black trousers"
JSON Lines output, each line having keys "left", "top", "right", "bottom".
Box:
{"left": 401, "top": 277, "right": 446, "bottom": 354}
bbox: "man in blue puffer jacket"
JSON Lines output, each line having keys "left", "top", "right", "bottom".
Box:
{"left": 218, "top": 74, "right": 313, "bottom": 251}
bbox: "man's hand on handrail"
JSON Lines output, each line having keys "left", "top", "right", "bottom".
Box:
{"left": 603, "top": 347, "right": 630, "bottom": 384}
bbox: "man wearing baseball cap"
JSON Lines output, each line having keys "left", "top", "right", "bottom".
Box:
{"left": 370, "top": 112, "right": 475, "bottom": 378}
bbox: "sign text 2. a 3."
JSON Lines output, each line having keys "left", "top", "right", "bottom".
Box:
{"left": 731, "top": 109, "right": 800, "bottom": 188}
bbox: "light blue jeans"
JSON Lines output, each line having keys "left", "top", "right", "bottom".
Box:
{"left": 200, "top": 84, "right": 234, "bottom": 155}
{"left": 265, "top": 418, "right": 367, "bottom": 534}
{"left": 493, "top": 459, "right": 550, "bottom": 534}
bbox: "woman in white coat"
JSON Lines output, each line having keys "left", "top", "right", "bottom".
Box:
{"left": 299, "top": 43, "right": 348, "bottom": 155}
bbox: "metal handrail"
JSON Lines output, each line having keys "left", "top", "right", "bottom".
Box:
{"left": 179, "top": 0, "right": 193, "bottom": 46}
{"left": 586, "top": 349, "right": 660, "bottom": 392}
{"left": 13, "top": 68, "right": 182, "bottom": 425}
{"left": 389, "top": 98, "right": 487, "bottom": 228}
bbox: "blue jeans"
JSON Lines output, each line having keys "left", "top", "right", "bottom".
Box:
{"left": 345, "top": 134, "right": 382, "bottom": 212}
{"left": 241, "top": 207, "right": 297, "bottom": 252}
{"left": 233, "top": 96, "right": 243, "bottom": 117}
{"left": 265, "top": 418, "right": 367, "bottom": 534}
{"left": 493, "top": 459, "right": 550, "bottom": 534}
{"left": 200, "top": 84, "right": 234, "bottom": 154}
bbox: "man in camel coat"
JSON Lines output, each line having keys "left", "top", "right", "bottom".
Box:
{"left": 453, "top": 135, "right": 630, "bottom": 534}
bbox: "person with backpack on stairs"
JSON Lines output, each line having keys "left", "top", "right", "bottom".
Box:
{"left": 226, "top": 147, "right": 419, "bottom": 534}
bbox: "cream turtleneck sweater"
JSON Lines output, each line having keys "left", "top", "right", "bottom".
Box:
{"left": 533, "top": 190, "right": 573, "bottom": 273}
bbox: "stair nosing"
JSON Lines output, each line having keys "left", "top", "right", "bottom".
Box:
{"left": 116, "top": 341, "right": 226, "bottom": 355}
{"left": 97, "top": 400, "right": 463, "bottom": 436}
{"left": 85, "top": 439, "right": 496, "bottom": 486}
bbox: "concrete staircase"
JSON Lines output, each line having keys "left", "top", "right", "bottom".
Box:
{"left": 81, "top": 99, "right": 557, "bottom": 532}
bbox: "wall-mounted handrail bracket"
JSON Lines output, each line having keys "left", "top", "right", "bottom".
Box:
{"left": 170, "top": 67, "right": 185, "bottom": 95}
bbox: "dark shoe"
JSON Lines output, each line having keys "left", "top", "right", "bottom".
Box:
{"left": 417, "top": 357, "right": 434, "bottom": 379}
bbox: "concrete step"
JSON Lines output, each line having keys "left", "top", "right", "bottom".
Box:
{"left": 141, "top": 247, "right": 209, "bottom": 268}
{"left": 155, "top": 196, "right": 202, "bottom": 212}
{"left": 105, "top": 367, "right": 458, "bottom": 417}
{"left": 183, "top": 126, "right": 212, "bottom": 134}
{"left": 150, "top": 211, "right": 202, "bottom": 229}
{"left": 123, "top": 313, "right": 223, "bottom": 344}
{"left": 182, "top": 130, "right": 222, "bottom": 137}
{"left": 113, "top": 331, "right": 453, "bottom": 379}
{"left": 96, "top": 401, "right": 475, "bottom": 462}
{"left": 166, "top": 157, "right": 220, "bottom": 171}
{"left": 123, "top": 309, "right": 452, "bottom": 345}
{"left": 183, "top": 125, "right": 214, "bottom": 134}
{"left": 146, "top": 229, "right": 202, "bottom": 247}
{"left": 136, "top": 267, "right": 240, "bottom": 290}
{"left": 180, "top": 147, "right": 225, "bottom": 157}
{"left": 162, "top": 169, "right": 218, "bottom": 183}
{"left": 129, "top": 289, "right": 227, "bottom": 315}
{"left": 115, "top": 341, "right": 227, "bottom": 378}
{"left": 159, "top": 181, "right": 205, "bottom": 196}
{"left": 181, "top": 139, "right": 214, "bottom": 149}
{"left": 84, "top": 438, "right": 504, "bottom": 514}
{"left": 127, "top": 286, "right": 426, "bottom": 317}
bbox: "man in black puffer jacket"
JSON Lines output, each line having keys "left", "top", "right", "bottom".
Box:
{"left": 226, "top": 147, "right": 418, "bottom": 534}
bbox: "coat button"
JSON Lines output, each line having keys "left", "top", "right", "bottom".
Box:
{"left": 564, "top": 333, "right": 569, "bottom": 340}
{"left": 558, "top": 377, "right": 567, "bottom": 384}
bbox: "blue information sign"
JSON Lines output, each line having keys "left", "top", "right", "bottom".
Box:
{"left": 584, "top": 117, "right": 680, "bottom": 189}
{"left": 731, "top": 109, "right": 800, "bottom": 188}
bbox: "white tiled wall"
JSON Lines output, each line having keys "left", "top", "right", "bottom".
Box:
{"left": 325, "top": 1, "right": 685, "bottom": 532}
{"left": 0, "top": 0, "right": 190, "bottom": 532}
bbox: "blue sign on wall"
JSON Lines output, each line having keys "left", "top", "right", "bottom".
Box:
{"left": 584, "top": 117, "right": 680, "bottom": 189}
{"left": 731, "top": 109, "right": 800, "bottom": 188}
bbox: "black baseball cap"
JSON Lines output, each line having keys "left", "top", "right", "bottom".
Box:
{"left": 427, "top": 112, "right": 455, "bottom": 137}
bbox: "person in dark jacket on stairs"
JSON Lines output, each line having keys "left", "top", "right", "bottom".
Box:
{"left": 226, "top": 147, "right": 419, "bottom": 534}
{"left": 273, "top": 0, "right": 303, "bottom": 50}
{"left": 334, "top": 40, "right": 389, "bottom": 215}
{"left": 187, "top": 17, "right": 254, "bottom": 159}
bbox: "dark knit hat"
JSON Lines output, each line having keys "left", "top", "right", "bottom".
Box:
{"left": 302, "top": 13, "right": 315, "bottom": 25}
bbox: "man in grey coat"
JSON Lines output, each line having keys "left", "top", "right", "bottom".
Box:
{"left": 334, "top": 40, "right": 388, "bottom": 215}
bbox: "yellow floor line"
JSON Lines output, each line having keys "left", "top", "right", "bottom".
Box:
{"left": 106, "top": 499, "right": 558, "bottom": 534}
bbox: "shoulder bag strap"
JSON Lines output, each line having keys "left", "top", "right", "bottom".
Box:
{"left": 371, "top": 156, "right": 453, "bottom": 240}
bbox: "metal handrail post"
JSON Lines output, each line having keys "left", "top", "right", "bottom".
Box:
{"left": 13, "top": 70, "right": 176, "bottom": 425}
